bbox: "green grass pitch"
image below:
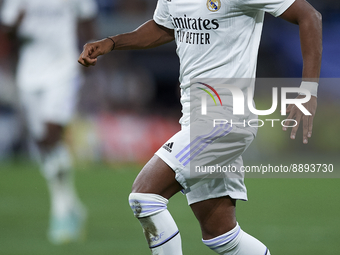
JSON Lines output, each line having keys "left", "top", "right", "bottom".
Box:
{"left": 0, "top": 159, "right": 339, "bottom": 255}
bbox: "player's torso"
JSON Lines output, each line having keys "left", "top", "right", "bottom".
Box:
{"left": 168, "top": 0, "right": 236, "bottom": 45}
{"left": 165, "top": 0, "right": 262, "bottom": 86}
{"left": 16, "top": 0, "right": 81, "bottom": 90}
{"left": 18, "top": 0, "right": 77, "bottom": 41}
{"left": 166, "top": 0, "right": 263, "bottom": 126}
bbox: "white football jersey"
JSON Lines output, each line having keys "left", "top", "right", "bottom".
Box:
{"left": 154, "top": 0, "right": 295, "bottom": 125}
{"left": 1, "top": 0, "right": 98, "bottom": 91}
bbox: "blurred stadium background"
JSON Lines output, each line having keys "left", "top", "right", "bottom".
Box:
{"left": 0, "top": 0, "right": 339, "bottom": 254}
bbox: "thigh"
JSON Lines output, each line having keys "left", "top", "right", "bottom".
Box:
{"left": 131, "top": 154, "right": 183, "bottom": 200}
{"left": 190, "top": 196, "right": 237, "bottom": 240}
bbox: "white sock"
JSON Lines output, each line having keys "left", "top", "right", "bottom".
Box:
{"left": 129, "top": 193, "right": 183, "bottom": 255}
{"left": 39, "top": 142, "right": 80, "bottom": 219}
{"left": 203, "top": 223, "right": 270, "bottom": 255}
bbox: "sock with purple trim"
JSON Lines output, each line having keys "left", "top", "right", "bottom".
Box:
{"left": 203, "top": 223, "right": 271, "bottom": 255}
{"left": 129, "top": 193, "right": 183, "bottom": 255}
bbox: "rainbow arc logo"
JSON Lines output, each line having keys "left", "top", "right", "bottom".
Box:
{"left": 197, "top": 82, "right": 223, "bottom": 106}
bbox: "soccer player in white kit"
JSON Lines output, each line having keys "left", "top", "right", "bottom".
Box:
{"left": 78, "top": 0, "right": 322, "bottom": 254}
{"left": 1, "top": 0, "right": 98, "bottom": 244}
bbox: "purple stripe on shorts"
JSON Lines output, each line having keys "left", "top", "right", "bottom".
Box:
{"left": 182, "top": 124, "right": 233, "bottom": 166}
{"left": 178, "top": 127, "right": 225, "bottom": 164}
{"left": 176, "top": 123, "right": 230, "bottom": 163}
{"left": 175, "top": 125, "right": 220, "bottom": 159}
{"left": 186, "top": 123, "right": 230, "bottom": 159}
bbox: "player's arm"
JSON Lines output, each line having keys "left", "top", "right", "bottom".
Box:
{"left": 279, "top": 0, "right": 322, "bottom": 144}
{"left": 78, "top": 19, "right": 175, "bottom": 67}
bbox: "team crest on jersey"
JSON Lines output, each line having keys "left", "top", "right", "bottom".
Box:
{"left": 207, "top": 0, "right": 221, "bottom": 12}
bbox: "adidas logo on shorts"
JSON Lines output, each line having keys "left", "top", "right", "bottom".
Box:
{"left": 162, "top": 142, "right": 174, "bottom": 153}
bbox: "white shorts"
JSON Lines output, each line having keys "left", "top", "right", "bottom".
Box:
{"left": 20, "top": 79, "right": 80, "bottom": 140}
{"left": 155, "top": 120, "right": 255, "bottom": 205}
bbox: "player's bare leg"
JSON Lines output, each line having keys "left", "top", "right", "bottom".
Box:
{"left": 130, "top": 154, "right": 272, "bottom": 255}
{"left": 36, "top": 122, "right": 86, "bottom": 245}
{"left": 191, "top": 197, "right": 271, "bottom": 255}
{"left": 37, "top": 123, "right": 64, "bottom": 150}
{"left": 131, "top": 155, "right": 183, "bottom": 199}
{"left": 129, "top": 155, "right": 183, "bottom": 255}
{"left": 190, "top": 196, "right": 237, "bottom": 239}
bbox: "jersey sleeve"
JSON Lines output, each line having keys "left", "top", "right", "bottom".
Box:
{"left": 153, "top": 0, "right": 174, "bottom": 29}
{"left": 0, "top": 0, "right": 24, "bottom": 27}
{"left": 240, "top": 0, "right": 295, "bottom": 17}
{"left": 74, "top": 0, "right": 98, "bottom": 20}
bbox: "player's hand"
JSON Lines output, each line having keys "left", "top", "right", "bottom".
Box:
{"left": 282, "top": 95, "right": 317, "bottom": 144}
{"left": 78, "top": 38, "right": 114, "bottom": 67}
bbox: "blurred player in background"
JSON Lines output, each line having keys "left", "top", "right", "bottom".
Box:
{"left": 0, "top": 0, "right": 98, "bottom": 245}
{"left": 79, "top": 0, "right": 321, "bottom": 254}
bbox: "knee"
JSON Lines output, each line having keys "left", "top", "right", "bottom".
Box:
{"left": 191, "top": 196, "right": 236, "bottom": 239}
{"left": 128, "top": 193, "right": 168, "bottom": 218}
{"left": 128, "top": 193, "right": 182, "bottom": 252}
{"left": 200, "top": 215, "right": 237, "bottom": 240}
{"left": 37, "top": 123, "right": 64, "bottom": 150}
